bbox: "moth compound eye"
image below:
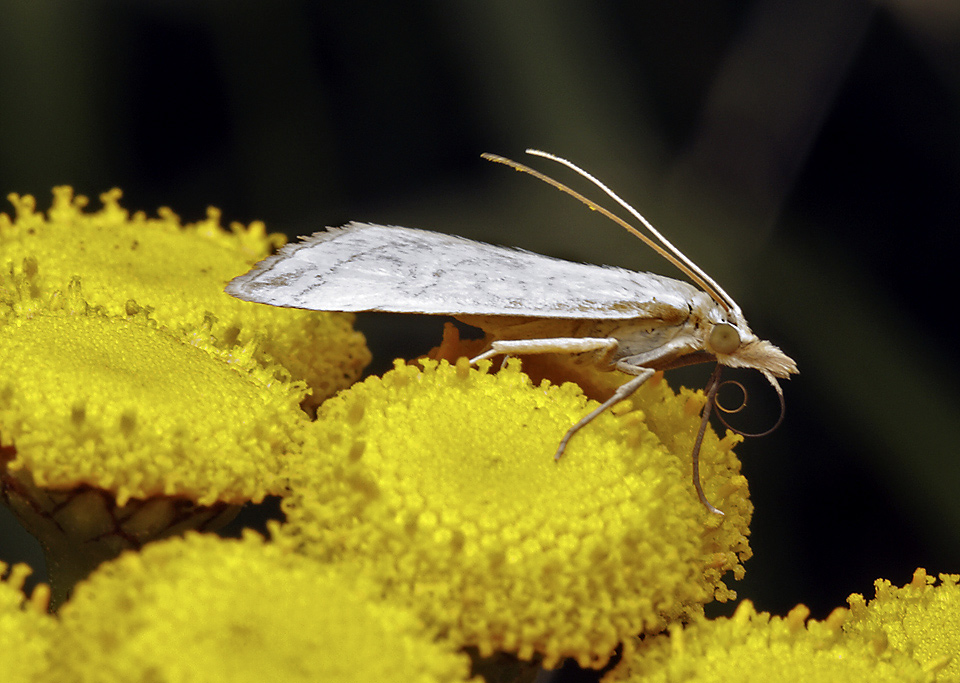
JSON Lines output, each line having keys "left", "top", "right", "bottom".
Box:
{"left": 708, "top": 322, "right": 740, "bottom": 355}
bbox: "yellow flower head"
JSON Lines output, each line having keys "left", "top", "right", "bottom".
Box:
{"left": 277, "top": 357, "right": 751, "bottom": 669}
{"left": 844, "top": 568, "right": 960, "bottom": 678}
{"left": 606, "top": 601, "right": 928, "bottom": 683}
{"left": 51, "top": 532, "right": 474, "bottom": 683}
{"left": 0, "top": 280, "right": 309, "bottom": 606}
{"left": 0, "top": 288, "right": 306, "bottom": 507}
{"left": 0, "top": 187, "right": 370, "bottom": 408}
{"left": 0, "top": 562, "right": 53, "bottom": 683}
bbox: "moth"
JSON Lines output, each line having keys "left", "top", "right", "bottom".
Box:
{"left": 226, "top": 149, "right": 798, "bottom": 515}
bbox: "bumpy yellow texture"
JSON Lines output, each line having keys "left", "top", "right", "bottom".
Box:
{"left": 277, "top": 358, "right": 751, "bottom": 669}
{"left": 0, "top": 298, "right": 307, "bottom": 505}
{"left": 0, "top": 562, "right": 53, "bottom": 683}
{"left": 0, "top": 187, "right": 370, "bottom": 407}
{"left": 50, "top": 532, "right": 473, "bottom": 683}
{"left": 845, "top": 568, "right": 960, "bottom": 679}
{"left": 605, "top": 600, "right": 929, "bottom": 683}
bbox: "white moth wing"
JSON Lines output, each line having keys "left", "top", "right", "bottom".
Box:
{"left": 226, "top": 222, "right": 700, "bottom": 319}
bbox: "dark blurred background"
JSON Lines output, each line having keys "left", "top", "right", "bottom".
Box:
{"left": 1, "top": 0, "right": 959, "bottom": 672}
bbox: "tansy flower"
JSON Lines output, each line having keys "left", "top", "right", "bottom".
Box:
{"left": 0, "top": 282, "right": 308, "bottom": 607}
{"left": 275, "top": 357, "right": 751, "bottom": 669}
{"left": 49, "top": 531, "right": 475, "bottom": 683}
{"left": 605, "top": 600, "right": 929, "bottom": 683}
{"left": 844, "top": 568, "right": 960, "bottom": 678}
{"left": 0, "top": 187, "right": 370, "bottom": 409}
{"left": 0, "top": 562, "right": 53, "bottom": 683}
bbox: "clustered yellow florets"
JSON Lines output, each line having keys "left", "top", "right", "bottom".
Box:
{"left": 607, "top": 568, "right": 960, "bottom": 682}
{"left": 606, "top": 600, "right": 929, "bottom": 683}
{"left": 844, "top": 568, "right": 960, "bottom": 678}
{"left": 0, "top": 187, "right": 371, "bottom": 504}
{"left": 0, "top": 562, "right": 53, "bottom": 683}
{"left": 0, "top": 187, "right": 371, "bottom": 606}
{"left": 0, "top": 297, "right": 306, "bottom": 506}
{"left": 276, "top": 357, "right": 751, "bottom": 668}
{"left": 0, "top": 187, "right": 370, "bottom": 408}
{"left": 49, "top": 532, "right": 474, "bottom": 683}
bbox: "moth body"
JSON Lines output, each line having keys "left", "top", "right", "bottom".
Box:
{"left": 458, "top": 285, "right": 793, "bottom": 381}
{"left": 226, "top": 150, "right": 798, "bottom": 516}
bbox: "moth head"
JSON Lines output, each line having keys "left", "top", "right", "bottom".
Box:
{"left": 705, "top": 321, "right": 741, "bottom": 356}
{"left": 706, "top": 317, "right": 798, "bottom": 387}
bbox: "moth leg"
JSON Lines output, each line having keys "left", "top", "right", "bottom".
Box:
{"left": 554, "top": 366, "right": 656, "bottom": 460}
{"left": 469, "top": 337, "right": 619, "bottom": 365}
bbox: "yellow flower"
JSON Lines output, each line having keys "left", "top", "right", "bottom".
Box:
{"left": 606, "top": 601, "right": 928, "bottom": 683}
{"left": 0, "top": 562, "right": 53, "bottom": 683}
{"left": 276, "top": 357, "right": 751, "bottom": 669}
{"left": 50, "top": 531, "right": 474, "bottom": 683}
{"left": 0, "top": 293, "right": 306, "bottom": 504}
{"left": 0, "top": 284, "right": 308, "bottom": 606}
{"left": 0, "top": 187, "right": 370, "bottom": 408}
{"left": 844, "top": 568, "right": 959, "bottom": 678}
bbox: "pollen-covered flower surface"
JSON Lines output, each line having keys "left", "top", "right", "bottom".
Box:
{"left": 0, "top": 187, "right": 370, "bottom": 407}
{"left": 605, "top": 601, "right": 928, "bottom": 683}
{"left": 276, "top": 358, "right": 752, "bottom": 669}
{"left": 0, "top": 293, "right": 307, "bottom": 507}
{"left": 844, "top": 568, "right": 960, "bottom": 679}
{"left": 0, "top": 562, "right": 53, "bottom": 683}
{"left": 50, "top": 532, "right": 474, "bottom": 683}
{"left": 0, "top": 272, "right": 312, "bottom": 607}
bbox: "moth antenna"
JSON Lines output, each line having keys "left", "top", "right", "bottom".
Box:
{"left": 481, "top": 152, "right": 731, "bottom": 313}
{"left": 526, "top": 149, "right": 742, "bottom": 316}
